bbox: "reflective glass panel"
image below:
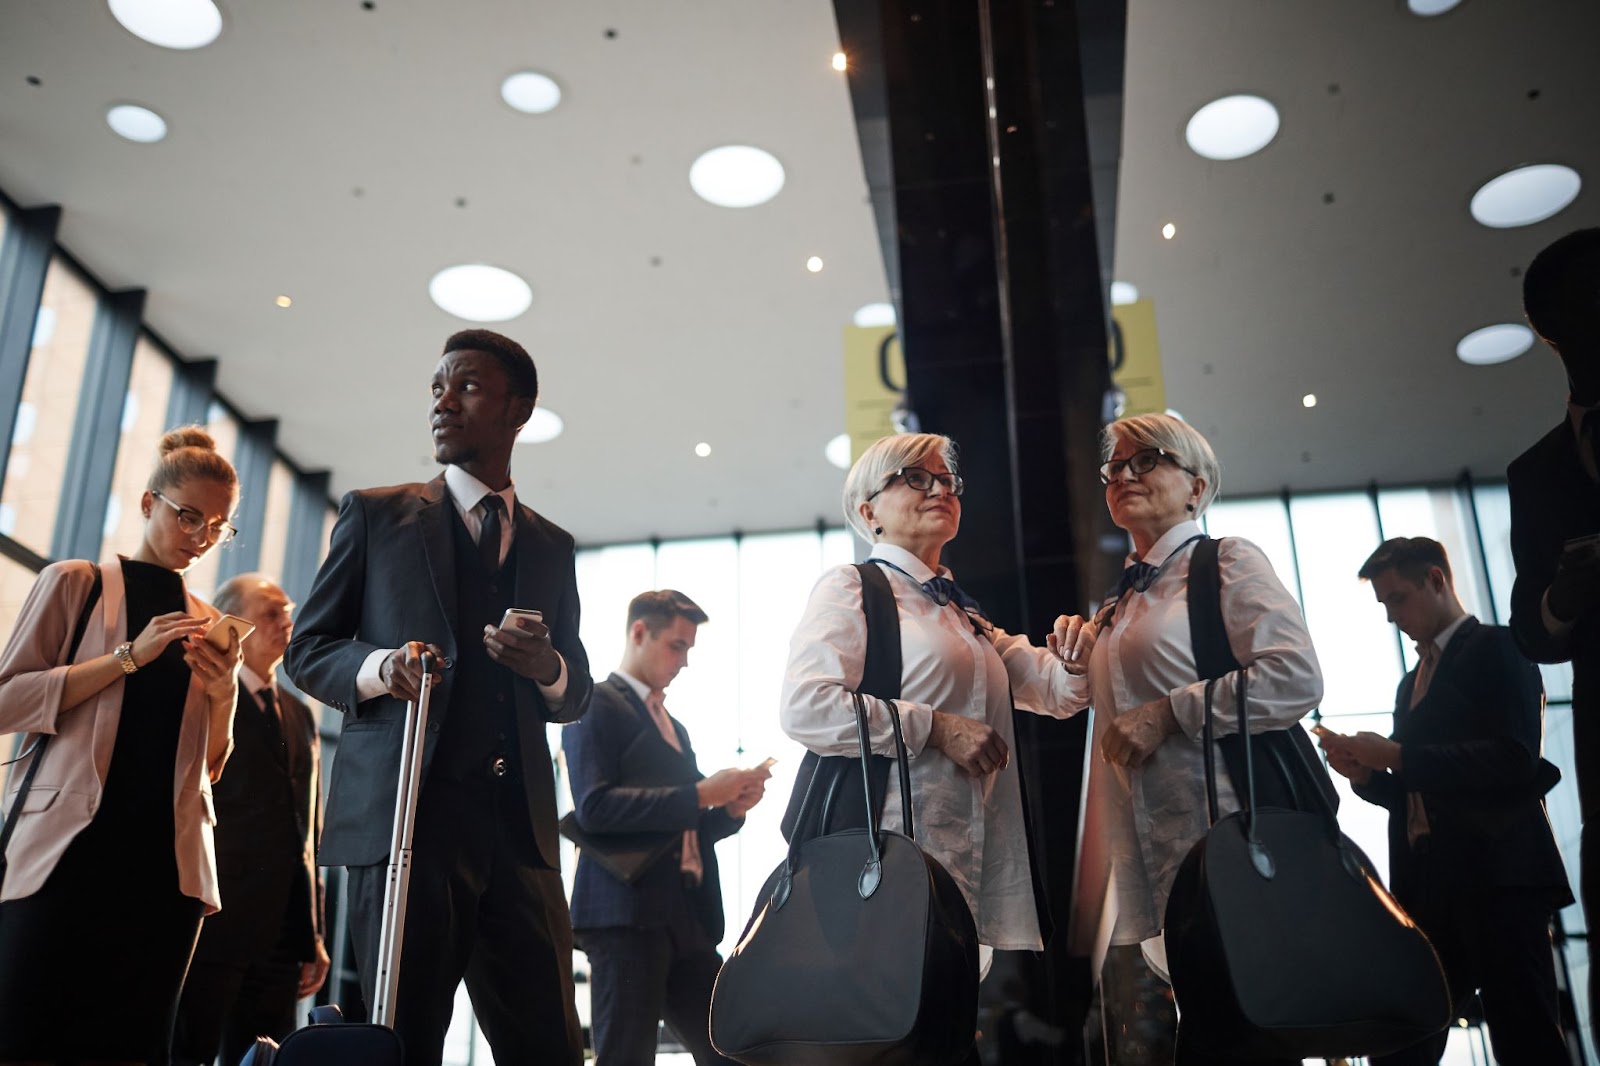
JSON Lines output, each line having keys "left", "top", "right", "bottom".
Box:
{"left": 100, "top": 335, "right": 176, "bottom": 559}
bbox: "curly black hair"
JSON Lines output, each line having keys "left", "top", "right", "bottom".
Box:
{"left": 442, "top": 329, "right": 538, "bottom": 400}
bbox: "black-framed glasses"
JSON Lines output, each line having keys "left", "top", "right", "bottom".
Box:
{"left": 866, "top": 466, "right": 966, "bottom": 501}
{"left": 152, "top": 490, "right": 238, "bottom": 545}
{"left": 1098, "top": 447, "right": 1198, "bottom": 485}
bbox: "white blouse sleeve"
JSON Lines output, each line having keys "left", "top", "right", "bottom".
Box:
{"left": 1167, "top": 537, "right": 1324, "bottom": 738}
{"left": 990, "top": 627, "right": 1092, "bottom": 719}
{"left": 779, "top": 564, "right": 936, "bottom": 759}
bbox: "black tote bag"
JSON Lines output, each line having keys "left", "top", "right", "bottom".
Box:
{"left": 1163, "top": 672, "right": 1452, "bottom": 1059}
{"left": 710, "top": 693, "right": 979, "bottom": 1066}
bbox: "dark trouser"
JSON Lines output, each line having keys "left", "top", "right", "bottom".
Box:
{"left": 347, "top": 775, "right": 582, "bottom": 1066}
{"left": 171, "top": 936, "right": 301, "bottom": 1066}
{"left": 1373, "top": 887, "right": 1565, "bottom": 1066}
{"left": 579, "top": 883, "right": 735, "bottom": 1066}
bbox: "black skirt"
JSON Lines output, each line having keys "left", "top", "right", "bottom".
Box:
{"left": 0, "top": 559, "right": 206, "bottom": 1064}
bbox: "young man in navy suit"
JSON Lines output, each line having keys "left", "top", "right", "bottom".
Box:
{"left": 286, "top": 329, "right": 593, "bottom": 1066}
{"left": 1324, "top": 538, "right": 1571, "bottom": 1065}
{"left": 562, "top": 590, "right": 770, "bottom": 1065}
{"left": 1508, "top": 226, "right": 1600, "bottom": 1045}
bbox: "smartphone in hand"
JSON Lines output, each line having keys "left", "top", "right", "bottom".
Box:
{"left": 204, "top": 614, "right": 255, "bottom": 651}
{"left": 500, "top": 608, "right": 543, "bottom": 630}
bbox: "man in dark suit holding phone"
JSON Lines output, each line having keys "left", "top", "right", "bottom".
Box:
{"left": 285, "top": 329, "right": 593, "bottom": 1066}
{"left": 562, "top": 590, "right": 770, "bottom": 1066}
{"left": 1507, "top": 226, "right": 1600, "bottom": 1044}
{"left": 1322, "top": 538, "right": 1571, "bottom": 1065}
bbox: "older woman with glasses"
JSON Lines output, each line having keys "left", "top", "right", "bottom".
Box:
{"left": 1086, "top": 413, "right": 1321, "bottom": 1065}
{"left": 780, "top": 432, "right": 1095, "bottom": 1059}
{"left": 0, "top": 426, "right": 244, "bottom": 1066}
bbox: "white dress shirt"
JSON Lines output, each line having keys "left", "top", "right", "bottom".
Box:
{"left": 1082, "top": 520, "right": 1323, "bottom": 947}
{"left": 780, "top": 542, "right": 1090, "bottom": 950}
{"left": 354, "top": 465, "right": 567, "bottom": 704}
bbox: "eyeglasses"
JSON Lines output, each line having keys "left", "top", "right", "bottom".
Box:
{"left": 1098, "top": 447, "right": 1198, "bottom": 485}
{"left": 151, "top": 490, "right": 238, "bottom": 545}
{"left": 866, "top": 466, "right": 966, "bottom": 501}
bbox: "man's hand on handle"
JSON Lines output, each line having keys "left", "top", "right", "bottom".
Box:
{"left": 380, "top": 641, "right": 447, "bottom": 702}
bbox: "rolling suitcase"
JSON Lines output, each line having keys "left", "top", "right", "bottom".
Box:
{"left": 239, "top": 654, "right": 442, "bottom": 1065}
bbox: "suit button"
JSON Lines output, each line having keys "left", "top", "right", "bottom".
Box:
{"left": 428, "top": 721, "right": 441, "bottom": 734}
{"left": 497, "top": 693, "right": 506, "bottom": 703}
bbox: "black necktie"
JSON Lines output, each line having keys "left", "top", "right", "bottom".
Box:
{"left": 922, "top": 575, "right": 987, "bottom": 620}
{"left": 1112, "top": 561, "right": 1159, "bottom": 599}
{"left": 478, "top": 495, "right": 505, "bottom": 575}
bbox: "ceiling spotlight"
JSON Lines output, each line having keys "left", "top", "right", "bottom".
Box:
{"left": 106, "top": 104, "right": 168, "bottom": 143}
{"left": 1161, "top": 222, "right": 1176, "bottom": 240}
{"left": 825, "top": 433, "right": 853, "bottom": 470}
{"left": 109, "top": 0, "right": 222, "bottom": 49}
{"left": 689, "top": 145, "right": 786, "bottom": 208}
{"left": 428, "top": 264, "right": 533, "bottom": 322}
{"left": 1456, "top": 323, "right": 1534, "bottom": 365}
{"left": 853, "top": 302, "right": 896, "bottom": 328}
{"left": 1407, "top": 0, "right": 1463, "bottom": 14}
{"left": 695, "top": 442, "right": 712, "bottom": 458}
{"left": 1110, "top": 281, "right": 1139, "bottom": 306}
{"left": 274, "top": 295, "right": 292, "bottom": 308}
{"left": 1184, "top": 94, "right": 1280, "bottom": 161}
{"left": 832, "top": 52, "right": 848, "bottom": 71}
{"left": 500, "top": 71, "right": 562, "bottom": 114}
{"left": 1470, "top": 164, "right": 1582, "bottom": 228}
{"left": 1302, "top": 394, "right": 1318, "bottom": 409}
{"left": 516, "top": 408, "right": 565, "bottom": 443}
{"left": 806, "top": 256, "right": 824, "bottom": 273}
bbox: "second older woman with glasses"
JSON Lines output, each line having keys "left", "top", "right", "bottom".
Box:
{"left": 1086, "top": 413, "right": 1322, "bottom": 1065}
{"left": 780, "top": 432, "right": 1095, "bottom": 1058}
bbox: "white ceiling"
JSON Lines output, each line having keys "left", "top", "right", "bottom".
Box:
{"left": 1, "top": 0, "right": 1595, "bottom": 546}
{"left": 1114, "top": 0, "right": 1597, "bottom": 497}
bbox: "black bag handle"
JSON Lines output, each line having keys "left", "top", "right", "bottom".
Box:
{"left": 1, "top": 565, "right": 103, "bottom": 875}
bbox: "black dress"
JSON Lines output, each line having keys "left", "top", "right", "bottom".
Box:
{"left": 0, "top": 558, "right": 208, "bottom": 1064}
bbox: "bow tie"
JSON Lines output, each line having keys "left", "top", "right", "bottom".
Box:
{"left": 923, "top": 575, "right": 986, "bottom": 619}
{"left": 1111, "top": 561, "right": 1159, "bottom": 599}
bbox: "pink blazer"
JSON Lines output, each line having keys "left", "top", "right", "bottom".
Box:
{"left": 0, "top": 558, "right": 232, "bottom": 912}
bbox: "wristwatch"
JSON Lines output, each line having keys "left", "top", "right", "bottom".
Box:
{"left": 113, "top": 642, "right": 139, "bottom": 675}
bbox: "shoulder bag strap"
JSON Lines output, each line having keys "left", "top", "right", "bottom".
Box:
{"left": 1, "top": 564, "right": 103, "bottom": 864}
{"left": 1188, "top": 536, "right": 1242, "bottom": 681}
{"left": 855, "top": 561, "right": 903, "bottom": 700}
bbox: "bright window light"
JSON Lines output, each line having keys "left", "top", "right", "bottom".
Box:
{"left": 1185, "top": 94, "right": 1280, "bottom": 161}
{"left": 1470, "top": 164, "right": 1582, "bottom": 228}
{"left": 517, "top": 408, "right": 564, "bottom": 443}
{"left": 689, "top": 146, "right": 786, "bottom": 208}
{"left": 501, "top": 72, "right": 562, "bottom": 114}
{"left": 852, "top": 302, "right": 895, "bottom": 328}
{"left": 109, "top": 0, "right": 222, "bottom": 49}
{"left": 106, "top": 104, "right": 168, "bottom": 143}
{"left": 1456, "top": 323, "right": 1534, "bottom": 365}
{"left": 1111, "top": 281, "right": 1139, "bottom": 306}
{"left": 428, "top": 264, "right": 533, "bottom": 322}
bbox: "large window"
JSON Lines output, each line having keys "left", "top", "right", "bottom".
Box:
{"left": 0, "top": 256, "right": 98, "bottom": 555}
{"left": 99, "top": 335, "right": 177, "bottom": 559}
{"left": 182, "top": 402, "right": 244, "bottom": 601}
{"left": 256, "top": 458, "right": 297, "bottom": 584}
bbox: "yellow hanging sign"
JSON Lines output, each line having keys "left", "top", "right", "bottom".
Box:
{"left": 1109, "top": 299, "right": 1166, "bottom": 417}
{"left": 842, "top": 325, "right": 905, "bottom": 463}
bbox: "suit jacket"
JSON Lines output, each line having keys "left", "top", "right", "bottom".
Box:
{"left": 563, "top": 674, "right": 742, "bottom": 941}
{"left": 284, "top": 475, "right": 593, "bottom": 869}
{"left": 1508, "top": 419, "right": 1600, "bottom": 818}
{"left": 194, "top": 684, "right": 324, "bottom": 964}
{"left": 1354, "top": 617, "right": 1571, "bottom": 905}
{"left": 0, "top": 559, "right": 228, "bottom": 910}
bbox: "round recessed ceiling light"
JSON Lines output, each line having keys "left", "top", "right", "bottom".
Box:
{"left": 826, "top": 433, "right": 853, "bottom": 470}
{"left": 853, "top": 302, "right": 896, "bottom": 328}
{"left": 274, "top": 295, "right": 292, "bottom": 308}
{"left": 109, "top": 0, "right": 222, "bottom": 49}
{"left": 689, "top": 145, "right": 786, "bottom": 208}
{"left": 1456, "top": 323, "right": 1534, "bottom": 365}
{"left": 694, "top": 442, "right": 712, "bottom": 458}
{"left": 1302, "top": 394, "right": 1318, "bottom": 409}
{"left": 106, "top": 104, "right": 168, "bottom": 143}
{"left": 500, "top": 71, "right": 562, "bottom": 114}
{"left": 517, "top": 408, "right": 564, "bottom": 443}
{"left": 806, "top": 256, "right": 824, "bottom": 273}
{"left": 1407, "top": 0, "right": 1463, "bottom": 15}
{"left": 1470, "top": 164, "right": 1582, "bottom": 228}
{"left": 1184, "top": 94, "right": 1280, "bottom": 161}
{"left": 1110, "top": 281, "right": 1139, "bottom": 305}
{"left": 832, "top": 52, "right": 848, "bottom": 71}
{"left": 428, "top": 264, "right": 533, "bottom": 322}
{"left": 1161, "top": 222, "right": 1176, "bottom": 240}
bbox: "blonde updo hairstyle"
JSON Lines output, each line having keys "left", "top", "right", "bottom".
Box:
{"left": 842, "top": 432, "right": 957, "bottom": 543}
{"left": 147, "top": 426, "right": 239, "bottom": 496}
{"left": 1099, "top": 413, "right": 1220, "bottom": 517}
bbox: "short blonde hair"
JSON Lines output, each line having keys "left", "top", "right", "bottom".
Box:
{"left": 1100, "top": 413, "right": 1220, "bottom": 516}
{"left": 841, "top": 433, "right": 957, "bottom": 542}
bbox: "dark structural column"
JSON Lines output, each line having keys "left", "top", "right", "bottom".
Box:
{"left": 835, "top": 2, "right": 1128, "bottom": 1060}
{"left": 219, "top": 417, "right": 278, "bottom": 581}
{"left": 53, "top": 289, "right": 147, "bottom": 562}
{"left": 0, "top": 204, "right": 62, "bottom": 501}
{"left": 164, "top": 356, "right": 218, "bottom": 429}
